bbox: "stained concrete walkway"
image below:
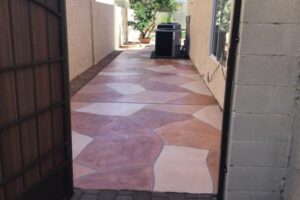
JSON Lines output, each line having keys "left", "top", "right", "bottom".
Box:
{"left": 71, "top": 47, "right": 222, "bottom": 194}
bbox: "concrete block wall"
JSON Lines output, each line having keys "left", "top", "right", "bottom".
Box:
{"left": 224, "top": 0, "right": 300, "bottom": 199}
{"left": 283, "top": 5, "right": 300, "bottom": 197}
{"left": 66, "top": 0, "right": 116, "bottom": 80}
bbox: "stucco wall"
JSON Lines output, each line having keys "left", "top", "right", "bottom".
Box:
{"left": 188, "top": 0, "right": 226, "bottom": 108}
{"left": 66, "top": 0, "right": 116, "bottom": 80}
{"left": 66, "top": 0, "right": 94, "bottom": 80}
{"left": 224, "top": 0, "right": 300, "bottom": 200}
{"left": 92, "top": 1, "right": 115, "bottom": 64}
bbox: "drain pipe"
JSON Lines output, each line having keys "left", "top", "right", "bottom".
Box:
{"left": 217, "top": 0, "right": 242, "bottom": 199}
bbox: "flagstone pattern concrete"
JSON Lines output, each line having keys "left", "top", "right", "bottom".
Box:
{"left": 71, "top": 47, "right": 222, "bottom": 194}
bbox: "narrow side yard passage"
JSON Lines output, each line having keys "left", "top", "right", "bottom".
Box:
{"left": 71, "top": 47, "right": 222, "bottom": 194}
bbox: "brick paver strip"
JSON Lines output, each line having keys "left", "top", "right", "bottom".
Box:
{"left": 71, "top": 189, "right": 217, "bottom": 200}
{"left": 70, "top": 51, "right": 123, "bottom": 97}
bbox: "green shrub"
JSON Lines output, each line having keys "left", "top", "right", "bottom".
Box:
{"left": 129, "top": 0, "right": 178, "bottom": 39}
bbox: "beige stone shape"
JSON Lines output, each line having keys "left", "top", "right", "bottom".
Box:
{"left": 98, "top": 72, "right": 140, "bottom": 77}
{"left": 180, "top": 81, "right": 212, "bottom": 96}
{"left": 154, "top": 145, "right": 213, "bottom": 193}
{"left": 72, "top": 131, "right": 94, "bottom": 159}
{"left": 193, "top": 105, "right": 223, "bottom": 130}
{"left": 146, "top": 65, "right": 177, "bottom": 73}
{"left": 146, "top": 104, "right": 203, "bottom": 114}
{"left": 106, "top": 83, "right": 146, "bottom": 95}
{"left": 75, "top": 103, "right": 146, "bottom": 116}
{"left": 178, "top": 73, "right": 202, "bottom": 80}
{"left": 73, "top": 163, "right": 96, "bottom": 180}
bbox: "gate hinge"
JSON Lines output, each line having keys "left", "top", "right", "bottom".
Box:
{"left": 235, "top": 36, "right": 240, "bottom": 44}
{"left": 224, "top": 166, "right": 228, "bottom": 173}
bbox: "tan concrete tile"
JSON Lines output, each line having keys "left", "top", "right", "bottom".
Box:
{"left": 193, "top": 105, "right": 223, "bottom": 130}
{"left": 146, "top": 65, "right": 177, "bottom": 73}
{"left": 178, "top": 73, "right": 202, "bottom": 80}
{"left": 73, "top": 163, "right": 96, "bottom": 180}
{"left": 154, "top": 145, "right": 213, "bottom": 193}
{"left": 146, "top": 104, "right": 204, "bottom": 114}
{"left": 98, "top": 72, "right": 140, "bottom": 77}
{"left": 117, "top": 91, "right": 189, "bottom": 104}
{"left": 106, "top": 83, "right": 146, "bottom": 95}
{"left": 180, "top": 81, "right": 212, "bottom": 96}
{"left": 75, "top": 103, "right": 146, "bottom": 116}
{"left": 72, "top": 131, "right": 94, "bottom": 159}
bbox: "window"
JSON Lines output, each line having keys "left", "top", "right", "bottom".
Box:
{"left": 210, "top": 0, "right": 232, "bottom": 66}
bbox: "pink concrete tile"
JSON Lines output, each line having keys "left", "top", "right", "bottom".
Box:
{"left": 193, "top": 105, "right": 223, "bottom": 130}
{"left": 74, "top": 134, "right": 163, "bottom": 172}
{"left": 76, "top": 84, "right": 112, "bottom": 94}
{"left": 71, "top": 111, "right": 115, "bottom": 137}
{"left": 71, "top": 91, "right": 123, "bottom": 102}
{"left": 86, "top": 75, "right": 145, "bottom": 86}
{"left": 178, "top": 73, "right": 202, "bottom": 81}
{"left": 155, "top": 119, "right": 221, "bottom": 150}
{"left": 76, "top": 103, "right": 146, "bottom": 117}
{"left": 145, "top": 104, "right": 204, "bottom": 114}
{"left": 106, "top": 83, "right": 146, "bottom": 95}
{"left": 72, "top": 131, "right": 94, "bottom": 159}
{"left": 146, "top": 65, "right": 177, "bottom": 73}
{"left": 168, "top": 93, "right": 216, "bottom": 105}
{"left": 149, "top": 75, "right": 195, "bottom": 85}
{"left": 98, "top": 118, "right": 153, "bottom": 137}
{"left": 180, "top": 81, "right": 212, "bottom": 96}
{"left": 71, "top": 102, "right": 92, "bottom": 111}
{"left": 74, "top": 166, "right": 153, "bottom": 191}
{"left": 141, "top": 81, "right": 189, "bottom": 93}
{"left": 73, "top": 163, "right": 96, "bottom": 180}
{"left": 98, "top": 72, "right": 140, "bottom": 77}
{"left": 117, "top": 91, "right": 189, "bottom": 104}
{"left": 129, "top": 109, "right": 192, "bottom": 129}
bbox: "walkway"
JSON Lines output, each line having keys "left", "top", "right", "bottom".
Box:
{"left": 71, "top": 47, "right": 222, "bottom": 194}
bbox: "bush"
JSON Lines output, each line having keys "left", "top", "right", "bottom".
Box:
{"left": 129, "top": 0, "right": 178, "bottom": 39}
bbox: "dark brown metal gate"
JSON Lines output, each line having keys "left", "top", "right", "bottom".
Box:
{"left": 0, "top": 0, "right": 73, "bottom": 199}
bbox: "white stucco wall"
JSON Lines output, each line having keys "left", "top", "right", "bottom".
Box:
{"left": 66, "top": 0, "right": 116, "bottom": 80}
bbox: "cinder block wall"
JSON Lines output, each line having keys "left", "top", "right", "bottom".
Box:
{"left": 284, "top": 4, "right": 300, "bottom": 197}
{"left": 66, "top": 0, "right": 116, "bottom": 80}
{"left": 225, "top": 1, "right": 300, "bottom": 200}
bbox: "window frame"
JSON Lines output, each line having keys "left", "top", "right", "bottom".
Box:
{"left": 209, "top": 0, "right": 233, "bottom": 67}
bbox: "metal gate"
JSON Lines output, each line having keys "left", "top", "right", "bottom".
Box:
{"left": 0, "top": 0, "right": 73, "bottom": 199}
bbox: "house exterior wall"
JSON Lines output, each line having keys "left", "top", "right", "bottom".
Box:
{"left": 66, "top": 0, "right": 116, "bottom": 80}
{"left": 188, "top": 0, "right": 226, "bottom": 108}
{"left": 224, "top": 1, "right": 300, "bottom": 200}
